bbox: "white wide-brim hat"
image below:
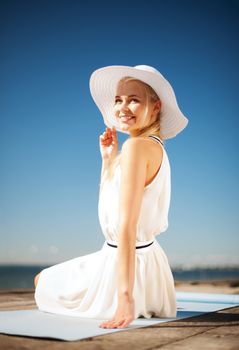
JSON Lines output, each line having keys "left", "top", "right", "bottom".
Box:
{"left": 89, "top": 64, "right": 189, "bottom": 139}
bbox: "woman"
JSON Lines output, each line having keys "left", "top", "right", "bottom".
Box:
{"left": 34, "top": 64, "right": 188, "bottom": 329}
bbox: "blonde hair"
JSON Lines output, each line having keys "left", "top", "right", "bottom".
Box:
{"left": 100, "top": 76, "right": 164, "bottom": 190}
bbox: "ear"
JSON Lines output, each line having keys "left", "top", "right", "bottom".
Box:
{"left": 153, "top": 100, "right": 161, "bottom": 115}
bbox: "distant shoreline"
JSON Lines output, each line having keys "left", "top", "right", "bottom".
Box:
{"left": 0, "top": 265, "right": 239, "bottom": 289}
{"left": 0, "top": 279, "right": 239, "bottom": 295}
{"left": 0, "top": 260, "right": 239, "bottom": 271}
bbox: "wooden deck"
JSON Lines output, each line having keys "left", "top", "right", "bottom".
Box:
{"left": 0, "top": 286, "right": 238, "bottom": 349}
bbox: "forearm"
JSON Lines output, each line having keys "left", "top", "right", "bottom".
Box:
{"left": 101, "top": 158, "right": 110, "bottom": 178}
{"left": 100, "top": 158, "right": 110, "bottom": 193}
{"left": 117, "top": 225, "right": 137, "bottom": 299}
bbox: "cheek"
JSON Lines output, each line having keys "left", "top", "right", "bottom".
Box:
{"left": 133, "top": 105, "right": 144, "bottom": 115}
{"left": 113, "top": 106, "right": 119, "bottom": 115}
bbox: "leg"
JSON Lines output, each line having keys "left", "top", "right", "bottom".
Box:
{"left": 34, "top": 272, "right": 41, "bottom": 288}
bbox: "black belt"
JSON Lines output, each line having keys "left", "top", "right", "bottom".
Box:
{"left": 107, "top": 241, "right": 154, "bottom": 249}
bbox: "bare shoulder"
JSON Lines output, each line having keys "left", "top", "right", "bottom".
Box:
{"left": 122, "top": 136, "right": 148, "bottom": 151}
{"left": 121, "top": 137, "right": 149, "bottom": 164}
{"left": 121, "top": 136, "right": 163, "bottom": 164}
{"left": 119, "top": 136, "right": 163, "bottom": 190}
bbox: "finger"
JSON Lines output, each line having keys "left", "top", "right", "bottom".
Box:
{"left": 101, "top": 323, "right": 112, "bottom": 328}
{"left": 106, "top": 127, "right": 111, "bottom": 136}
{"left": 102, "top": 133, "right": 110, "bottom": 141}
{"left": 111, "top": 318, "right": 123, "bottom": 325}
{"left": 99, "top": 322, "right": 108, "bottom": 328}
{"left": 105, "top": 320, "right": 116, "bottom": 328}
{"left": 99, "top": 136, "right": 108, "bottom": 144}
{"left": 112, "top": 319, "right": 125, "bottom": 328}
{"left": 104, "top": 138, "right": 112, "bottom": 144}
{"left": 117, "top": 320, "right": 129, "bottom": 328}
{"left": 99, "top": 323, "right": 108, "bottom": 328}
{"left": 101, "top": 318, "right": 114, "bottom": 324}
{"left": 104, "top": 320, "right": 118, "bottom": 328}
{"left": 105, "top": 131, "right": 112, "bottom": 139}
{"left": 119, "top": 317, "right": 133, "bottom": 327}
{"left": 112, "top": 127, "right": 118, "bottom": 139}
{"left": 100, "top": 318, "right": 114, "bottom": 327}
{"left": 105, "top": 130, "right": 112, "bottom": 139}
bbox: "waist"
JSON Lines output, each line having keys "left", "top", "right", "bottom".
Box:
{"left": 106, "top": 239, "right": 155, "bottom": 249}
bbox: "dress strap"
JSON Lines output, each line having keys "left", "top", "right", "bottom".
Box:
{"left": 148, "top": 135, "right": 164, "bottom": 146}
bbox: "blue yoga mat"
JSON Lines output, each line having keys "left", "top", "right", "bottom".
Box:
{"left": 0, "top": 292, "right": 238, "bottom": 341}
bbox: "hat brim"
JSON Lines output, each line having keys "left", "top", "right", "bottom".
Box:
{"left": 89, "top": 65, "right": 188, "bottom": 139}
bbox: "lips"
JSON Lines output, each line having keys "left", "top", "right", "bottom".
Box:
{"left": 119, "top": 115, "right": 135, "bottom": 122}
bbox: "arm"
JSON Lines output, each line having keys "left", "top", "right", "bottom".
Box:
{"left": 99, "top": 138, "right": 149, "bottom": 329}
{"left": 117, "top": 138, "right": 148, "bottom": 299}
{"left": 99, "top": 158, "right": 110, "bottom": 194}
{"left": 101, "top": 158, "right": 110, "bottom": 178}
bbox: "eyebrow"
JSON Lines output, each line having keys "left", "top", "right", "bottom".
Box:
{"left": 115, "top": 94, "right": 140, "bottom": 98}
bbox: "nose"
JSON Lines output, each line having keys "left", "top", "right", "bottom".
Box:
{"left": 118, "top": 101, "right": 130, "bottom": 115}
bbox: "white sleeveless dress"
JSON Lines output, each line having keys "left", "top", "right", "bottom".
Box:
{"left": 34, "top": 135, "right": 177, "bottom": 320}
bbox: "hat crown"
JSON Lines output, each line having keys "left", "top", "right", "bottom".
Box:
{"left": 134, "top": 65, "right": 160, "bottom": 75}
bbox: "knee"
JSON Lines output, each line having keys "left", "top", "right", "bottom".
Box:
{"left": 34, "top": 272, "right": 41, "bottom": 288}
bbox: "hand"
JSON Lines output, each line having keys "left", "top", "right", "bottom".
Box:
{"left": 99, "top": 126, "right": 118, "bottom": 162}
{"left": 99, "top": 295, "right": 135, "bottom": 329}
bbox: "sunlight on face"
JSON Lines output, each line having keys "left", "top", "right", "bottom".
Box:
{"left": 113, "top": 80, "right": 158, "bottom": 134}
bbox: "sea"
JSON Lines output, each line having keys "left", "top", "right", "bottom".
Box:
{"left": 0, "top": 265, "right": 239, "bottom": 289}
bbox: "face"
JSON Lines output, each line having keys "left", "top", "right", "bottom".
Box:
{"left": 113, "top": 80, "right": 161, "bottom": 135}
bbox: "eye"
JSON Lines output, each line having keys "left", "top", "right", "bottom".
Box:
{"left": 114, "top": 98, "right": 140, "bottom": 105}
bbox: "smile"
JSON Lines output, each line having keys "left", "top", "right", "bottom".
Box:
{"left": 119, "top": 116, "right": 135, "bottom": 122}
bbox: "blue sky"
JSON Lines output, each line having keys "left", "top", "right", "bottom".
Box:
{"left": 0, "top": 0, "right": 238, "bottom": 267}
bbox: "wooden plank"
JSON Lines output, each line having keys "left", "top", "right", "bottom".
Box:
{"left": 0, "top": 289, "right": 238, "bottom": 350}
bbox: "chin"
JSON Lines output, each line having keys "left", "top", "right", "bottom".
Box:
{"left": 120, "top": 124, "right": 132, "bottom": 131}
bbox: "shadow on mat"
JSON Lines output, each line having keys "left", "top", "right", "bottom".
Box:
{"left": 159, "top": 310, "right": 239, "bottom": 327}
